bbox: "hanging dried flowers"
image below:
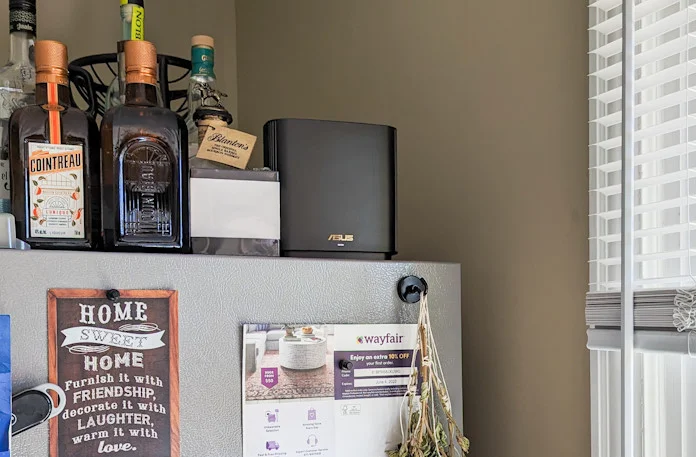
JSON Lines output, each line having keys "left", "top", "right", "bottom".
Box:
{"left": 387, "top": 293, "right": 470, "bottom": 457}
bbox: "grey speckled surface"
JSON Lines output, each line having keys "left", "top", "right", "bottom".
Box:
{"left": 0, "top": 250, "right": 461, "bottom": 457}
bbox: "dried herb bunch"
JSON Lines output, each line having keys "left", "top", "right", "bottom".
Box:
{"left": 387, "top": 293, "right": 470, "bottom": 457}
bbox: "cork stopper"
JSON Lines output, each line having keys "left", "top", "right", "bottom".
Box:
{"left": 35, "top": 40, "right": 69, "bottom": 85}
{"left": 192, "top": 35, "right": 214, "bottom": 49}
{"left": 125, "top": 40, "right": 157, "bottom": 85}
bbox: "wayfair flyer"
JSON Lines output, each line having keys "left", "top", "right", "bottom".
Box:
{"left": 242, "top": 324, "right": 419, "bottom": 457}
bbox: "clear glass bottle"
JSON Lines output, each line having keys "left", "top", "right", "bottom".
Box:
{"left": 9, "top": 40, "right": 101, "bottom": 250}
{"left": 0, "top": 0, "right": 36, "bottom": 213}
{"left": 189, "top": 101, "right": 234, "bottom": 171}
{"left": 186, "top": 35, "right": 218, "bottom": 158}
{"left": 101, "top": 40, "right": 190, "bottom": 252}
{"left": 105, "top": 0, "right": 145, "bottom": 110}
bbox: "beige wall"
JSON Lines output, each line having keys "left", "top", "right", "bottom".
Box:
{"left": 236, "top": 1, "right": 589, "bottom": 457}
{"left": 0, "top": 0, "right": 238, "bottom": 122}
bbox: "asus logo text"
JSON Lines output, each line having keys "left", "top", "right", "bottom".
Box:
{"left": 328, "top": 234, "right": 354, "bottom": 242}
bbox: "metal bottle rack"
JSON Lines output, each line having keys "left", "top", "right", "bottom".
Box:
{"left": 68, "top": 53, "right": 192, "bottom": 120}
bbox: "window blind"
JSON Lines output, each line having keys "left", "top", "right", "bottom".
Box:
{"left": 590, "top": 0, "right": 696, "bottom": 293}
{"left": 589, "top": 1, "right": 696, "bottom": 456}
{"left": 591, "top": 349, "right": 696, "bottom": 457}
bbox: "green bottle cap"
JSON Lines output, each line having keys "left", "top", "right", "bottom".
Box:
{"left": 191, "top": 36, "right": 215, "bottom": 78}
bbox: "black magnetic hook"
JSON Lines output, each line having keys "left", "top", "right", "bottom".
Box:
{"left": 106, "top": 289, "right": 120, "bottom": 301}
{"left": 397, "top": 276, "right": 428, "bottom": 304}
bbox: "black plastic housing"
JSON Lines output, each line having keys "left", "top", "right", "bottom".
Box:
{"left": 264, "top": 118, "right": 397, "bottom": 260}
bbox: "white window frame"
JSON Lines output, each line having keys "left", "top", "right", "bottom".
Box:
{"left": 620, "top": 1, "right": 636, "bottom": 455}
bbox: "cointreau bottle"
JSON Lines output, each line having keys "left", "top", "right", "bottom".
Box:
{"left": 9, "top": 40, "right": 101, "bottom": 249}
{"left": 101, "top": 40, "right": 189, "bottom": 252}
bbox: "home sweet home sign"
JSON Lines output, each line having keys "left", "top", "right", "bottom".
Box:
{"left": 48, "top": 289, "right": 179, "bottom": 457}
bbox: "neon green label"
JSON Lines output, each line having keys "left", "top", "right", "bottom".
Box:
{"left": 130, "top": 5, "right": 144, "bottom": 40}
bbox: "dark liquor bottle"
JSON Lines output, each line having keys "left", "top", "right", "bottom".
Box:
{"left": 9, "top": 40, "right": 101, "bottom": 249}
{"left": 101, "top": 40, "right": 189, "bottom": 252}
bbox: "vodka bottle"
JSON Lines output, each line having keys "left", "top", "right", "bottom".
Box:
{"left": 0, "top": 0, "right": 36, "bottom": 213}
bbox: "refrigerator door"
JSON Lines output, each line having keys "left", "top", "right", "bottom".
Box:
{"left": 0, "top": 251, "right": 462, "bottom": 457}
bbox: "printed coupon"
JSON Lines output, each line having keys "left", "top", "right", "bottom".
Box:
{"left": 242, "top": 324, "right": 419, "bottom": 457}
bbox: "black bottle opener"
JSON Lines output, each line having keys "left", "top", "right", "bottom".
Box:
{"left": 12, "top": 383, "right": 65, "bottom": 436}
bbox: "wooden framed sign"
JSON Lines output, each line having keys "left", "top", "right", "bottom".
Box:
{"left": 48, "top": 289, "right": 179, "bottom": 457}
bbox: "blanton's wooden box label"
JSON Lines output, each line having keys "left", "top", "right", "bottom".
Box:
{"left": 196, "top": 125, "right": 257, "bottom": 169}
{"left": 48, "top": 289, "right": 179, "bottom": 457}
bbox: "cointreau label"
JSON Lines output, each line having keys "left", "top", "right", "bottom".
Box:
{"left": 28, "top": 142, "right": 85, "bottom": 239}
